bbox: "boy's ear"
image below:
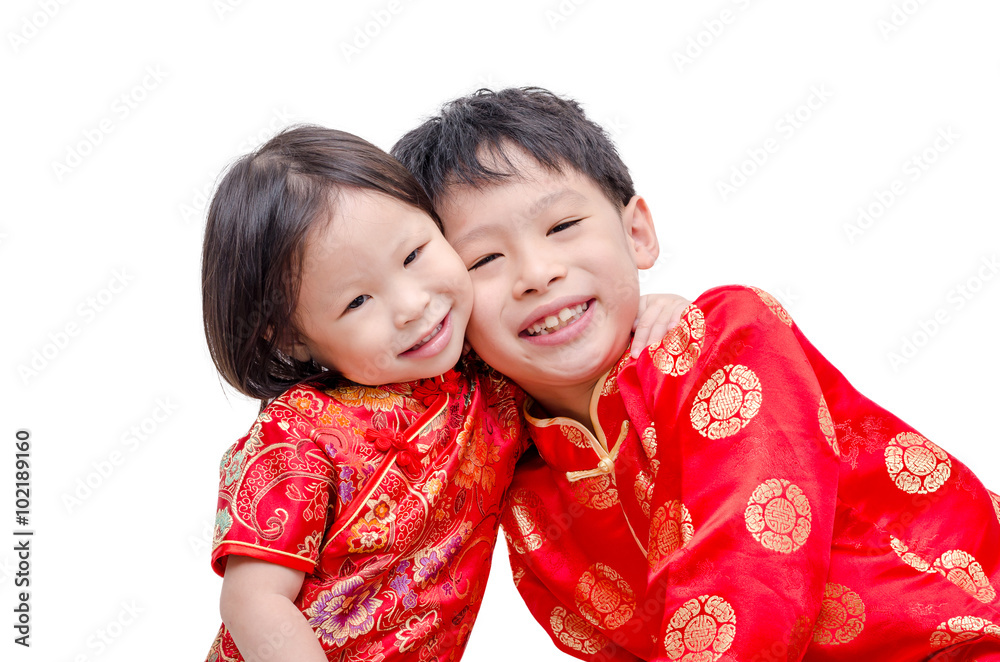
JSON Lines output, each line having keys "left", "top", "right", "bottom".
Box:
{"left": 621, "top": 195, "right": 659, "bottom": 269}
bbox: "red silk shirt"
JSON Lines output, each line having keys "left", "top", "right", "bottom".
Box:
{"left": 206, "top": 366, "right": 529, "bottom": 661}
{"left": 502, "top": 285, "right": 1000, "bottom": 662}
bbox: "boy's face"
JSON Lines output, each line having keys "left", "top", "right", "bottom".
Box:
{"left": 437, "top": 150, "right": 658, "bottom": 400}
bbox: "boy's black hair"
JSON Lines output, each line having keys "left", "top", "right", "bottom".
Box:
{"left": 392, "top": 87, "right": 636, "bottom": 209}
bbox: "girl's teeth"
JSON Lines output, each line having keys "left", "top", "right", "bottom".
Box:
{"left": 410, "top": 323, "right": 442, "bottom": 351}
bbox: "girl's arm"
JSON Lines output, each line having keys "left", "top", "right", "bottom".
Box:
{"left": 630, "top": 293, "right": 691, "bottom": 357}
{"left": 219, "top": 556, "right": 327, "bottom": 662}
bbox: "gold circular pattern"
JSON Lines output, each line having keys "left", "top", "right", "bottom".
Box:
{"left": 812, "top": 583, "right": 865, "bottom": 645}
{"left": 634, "top": 470, "right": 654, "bottom": 517}
{"left": 930, "top": 616, "right": 1000, "bottom": 649}
{"left": 649, "top": 501, "right": 695, "bottom": 571}
{"left": 745, "top": 479, "right": 812, "bottom": 553}
{"left": 663, "top": 595, "right": 736, "bottom": 661}
{"left": 749, "top": 287, "right": 794, "bottom": 326}
{"left": 817, "top": 396, "right": 839, "bottom": 457}
{"left": 506, "top": 488, "right": 548, "bottom": 553}
{"left": 550, "top": 606, "right": 610, "bottom": 655}
{"left": 560, "top": 424, "right": 589, "bottom": 449}
{"left": 571, "top": 474, "right": 619, "bottom": 510}
{"left": 889, "top": 536, "right": 935, "bottom": 574}
{"left": 574, "top": 563, "right": 637, "bottom": 630}
{"left": 933, "top": 549, "right": 997, "bottom": 604}
{"left": 884, "top": 432, "right": 951, "bottom": 494}
{"left": 639, "top": 425, "right": 659, "bottom": 475}
{"left": 651, "top": 305, "right": 706, "bottom": 377}
{"left": 690, "top": 364, "right": 762, "bottom": 439}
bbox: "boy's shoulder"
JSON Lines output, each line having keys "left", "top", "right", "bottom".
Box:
{"left": 693, "top": 284, "right": 796, "bottom": 328}
{"left": 626, "top": 284, "right": 800, "bottom": 387}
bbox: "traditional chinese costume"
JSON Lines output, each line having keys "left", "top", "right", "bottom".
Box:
{"left": 207, "top": 366, "right": 528, "bottom": 661}
{"left": 503, "top": 286, "right": 1000, "bottom": 661}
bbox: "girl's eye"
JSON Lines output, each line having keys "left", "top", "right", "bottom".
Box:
{"left": 470, "top": 254, "right": 500, "bottom": 271}
{"left": 404, "top": 247, "right": 422, "bottom": 266}
{"left": 346, "top": 294, "right": 370, "bottom": 311}
{"left": 549, "top": 220, "right": 580, "bottom": 235}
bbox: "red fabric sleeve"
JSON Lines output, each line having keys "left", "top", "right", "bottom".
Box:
{"left": 211, "top": 403, "right": 336, "bottom": 576}
{"left": 622, "top": 286, "right": 841, "bottom": 661}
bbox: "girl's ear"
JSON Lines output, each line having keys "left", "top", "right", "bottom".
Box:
{"left": 286, "top": 338, "right": 312, "bottom": 363}
{"left": 269, "top": 325, "right": 312, "bottom": 363}
{"left": 620, "top": 195, "right": 660, "bottom": 270}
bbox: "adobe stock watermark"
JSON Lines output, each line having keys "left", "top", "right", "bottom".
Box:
{"left": 877, "top": 0, "right": 931, "bottom": 41}
{"left": 213, "top": 0, "right": 249, "bottom": 20}
{"left": 18, "top": 268, "right": 134, "bottom": 385}
{"left": 842, "top": 126, "right": 957, "bottom": 244}
{"left": 716, "top": 84, "right": 834, "bottom": 202}
{"left": 340, "top": 0, "right": 409, "bottom": 63}
{"left": 179, "top": 108, "right": 296, "bottom": 225}
{"left": 64, "top": 600, "right": 145, "bottom": 661}
{"left": 62, "top": 398, "right": 179, "bottom": 513}
{"left": 188, "top": 517, "right": 217, "bottom": 558}
{"left": 671, "top": 0, "right": 757, "bottom": 73}
{"left": 51, "top": 65, "right": 168, "bottom": 182}
{"left": 7, "top": 0, "right": 72, "bottom": 54}
{"left": 544, "top": 0, "right": 591, "bottom": 31}
{"left": 886, "top": 255, "right": 998, "bottom": 370}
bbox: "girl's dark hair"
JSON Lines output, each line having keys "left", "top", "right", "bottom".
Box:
{"left": 201, "top": 125, "right": 437, "bottom": 408}
{"left": 392, "top": 86, "right": 636, "bottom": 209}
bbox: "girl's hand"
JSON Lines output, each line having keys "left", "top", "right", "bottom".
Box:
{"left": 630, "top": 293, "right": 692, "bottom": 358}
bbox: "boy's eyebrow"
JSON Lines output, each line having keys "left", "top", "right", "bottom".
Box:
{"left": 449, "top": 188, "right": 585, "bottom": 253}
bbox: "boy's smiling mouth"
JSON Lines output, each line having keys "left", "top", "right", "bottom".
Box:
{"left": 520, "top": 299, "right": 594, "bottom": 338}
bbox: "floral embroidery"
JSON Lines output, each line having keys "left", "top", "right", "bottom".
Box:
{"left": 347, "top": 517, "right": 389, "bottom": 554}
{"left": 413, "top": 523, "right": 472, "bottom": 586}
{"left": 455, "top": 416, "right": 500, "bottom": 492}
{"left": 336, "top": 384, "right": 410, "bottom": 412}
{"left": 395, "top": 611, "right": 440, "bottom": 653}
{"left": 365, "top": 493, "right": 398, "bottom": 524}
{"left": 338, "top": 466, "right": 356, "bottom": 503}
{"left": 389, "top": 561, "right": 418, "bottom": 610}
{"left": 305, "top": 577, "right": 383, "bottom": 647}
{"left": 213, "top": 508, "right": 232, "bottom": 547}
{"left": 287, "top": 389, "right": 323, "bottom": 417}
{"left": 298, "top": 531, "right": 321, "bottom": 558}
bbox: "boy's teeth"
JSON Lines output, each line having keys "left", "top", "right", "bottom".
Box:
{"left": 527, "top": 302, "right": 588, "bottom": 336}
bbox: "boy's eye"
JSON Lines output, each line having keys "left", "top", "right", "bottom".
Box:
{"left": 469, "top": 254, "right": 500, "bottom": 271}
{"left": 404, "top": 246, "right": 422, "bottom": 266}
{"left": 548, "top": 220, "right": 581, "bottom": 235}
{"left": 346, "top": 294, "right": 370, "bottom": 311}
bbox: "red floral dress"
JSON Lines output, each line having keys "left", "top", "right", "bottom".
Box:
{"left": 503, "top": 285, "right": 1000, "bottom": 661}
{"left": 206, "top": 365, "right": 528, "bottom": 661}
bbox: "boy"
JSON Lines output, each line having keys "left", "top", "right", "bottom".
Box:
{"left": 393, "top": 87, "right": 1000, "bottom": 661}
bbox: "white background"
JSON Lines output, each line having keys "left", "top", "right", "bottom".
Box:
{"left": 2, "top": 0, "right": 999, "bottom": 660}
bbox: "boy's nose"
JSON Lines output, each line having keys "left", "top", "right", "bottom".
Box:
{"left": 514, "top": 255, "right": 567, "bottom": 298}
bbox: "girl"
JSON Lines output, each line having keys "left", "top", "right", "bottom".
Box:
{"left": 201, "top": 125, "right": 686, "bottom": 661}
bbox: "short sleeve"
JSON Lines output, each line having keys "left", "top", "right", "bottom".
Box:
{"left": 211, "top": 404, "right": 336, "bottom": 576}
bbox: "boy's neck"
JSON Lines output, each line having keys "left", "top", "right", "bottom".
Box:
{"left": 528, "top": 380, "right": 600, "bottom": 436}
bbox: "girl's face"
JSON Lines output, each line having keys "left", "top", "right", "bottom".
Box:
{"left": 289, "top": 190, "right": 473, "bottom": 386}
